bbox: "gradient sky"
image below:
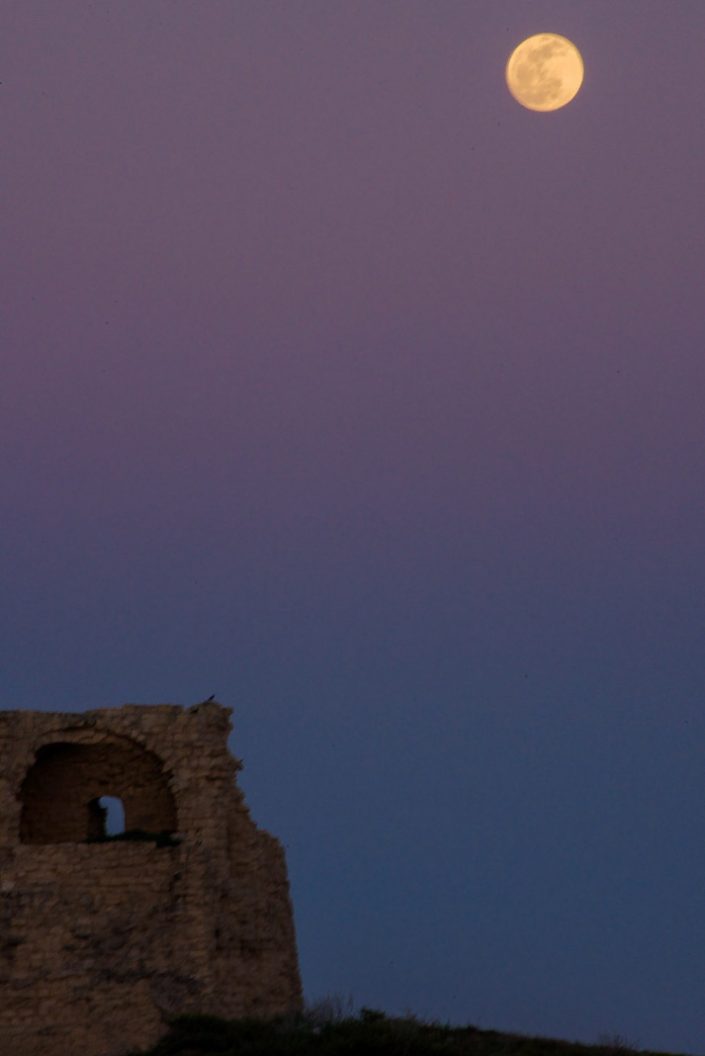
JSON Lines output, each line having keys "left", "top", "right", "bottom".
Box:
{"left": 4, "top": 2, "right": 705, "bottom": 1051}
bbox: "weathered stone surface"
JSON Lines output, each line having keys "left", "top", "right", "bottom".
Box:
{"left": 0, "top": 702, "right": 302, "bottom": 1056}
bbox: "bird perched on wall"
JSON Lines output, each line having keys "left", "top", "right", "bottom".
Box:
{"left": 189, "top": 695, "right": 217, "bottom": 713}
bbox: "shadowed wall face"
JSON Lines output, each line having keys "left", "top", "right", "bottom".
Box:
{"left": 19, "top": 739, "right": 177, "bottom": 843}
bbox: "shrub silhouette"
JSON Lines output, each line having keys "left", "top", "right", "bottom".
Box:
{"left": 129, "top": 1008, "right": 680, "bottom": 1056}
{"left": 87, "top": 828, "right": 180, "bottom": 848}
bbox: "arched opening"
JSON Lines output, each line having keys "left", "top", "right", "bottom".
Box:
{"left": 19, "top": 737, "right": 177, "bottom": 844}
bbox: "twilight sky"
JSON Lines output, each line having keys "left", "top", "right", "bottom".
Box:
{"left": 4, "top": 2, "right": 705, "bottom": 1051}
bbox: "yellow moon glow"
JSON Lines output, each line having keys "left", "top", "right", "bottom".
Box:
{"left": 506, "top": 33, "right": 584, "bottom": 112}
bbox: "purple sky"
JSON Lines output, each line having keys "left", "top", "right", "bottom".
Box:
{"left": 4, "top": 2, "right": 705, "bottom": 1050}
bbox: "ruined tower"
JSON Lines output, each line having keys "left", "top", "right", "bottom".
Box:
{"left": 0, "top": 702, "right": 302, "bottom": 1056}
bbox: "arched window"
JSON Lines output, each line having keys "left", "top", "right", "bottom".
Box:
{"left": 19, "top": 737, "right": 177, "bottom": 844}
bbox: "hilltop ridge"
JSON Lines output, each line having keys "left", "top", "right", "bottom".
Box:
{"left": 131, "top": 1008, "right": 680, "bottom": 1056}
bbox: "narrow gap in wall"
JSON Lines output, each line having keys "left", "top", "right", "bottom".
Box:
{"left": 99, "top": 795, "right": 125, "bottom": 836}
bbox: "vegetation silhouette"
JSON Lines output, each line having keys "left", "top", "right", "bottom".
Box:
{"left": 86, "top": 828, "right": 181, "bottom": 848}
{"left": 129, "top": 1006, "right": 675, "bottom": 1056}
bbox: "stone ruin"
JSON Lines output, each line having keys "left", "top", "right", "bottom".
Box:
{"left": 0, "top": 702, "right": 302, "bottom": 1056}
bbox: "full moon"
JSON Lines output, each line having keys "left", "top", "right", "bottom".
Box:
{"left": 506, "top": 33, "right": 584, "bottom": 112}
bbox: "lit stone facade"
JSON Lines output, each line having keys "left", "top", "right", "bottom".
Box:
{"left": 0, "top": 702, "right": 302, "bottom": 1056}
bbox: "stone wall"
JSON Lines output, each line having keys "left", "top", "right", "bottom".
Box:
{"left": 0, "top": 702, "right": 302, "bottom": 1056}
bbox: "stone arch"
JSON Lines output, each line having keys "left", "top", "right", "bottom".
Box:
{"left": 19, "top": 734, "right": 177, "bottom": 844}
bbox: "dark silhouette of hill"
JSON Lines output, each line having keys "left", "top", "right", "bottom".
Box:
{"left": 130, "top": 1008, "right": 680, "bottom": 1056}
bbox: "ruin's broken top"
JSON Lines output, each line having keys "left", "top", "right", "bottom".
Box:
{"left": 0, "top": 702, "right": 302, "bottom": 1056}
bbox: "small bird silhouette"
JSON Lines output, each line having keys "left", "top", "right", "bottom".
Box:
{"left": 201, "top": 694, "right": 216, "bottom": 704}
